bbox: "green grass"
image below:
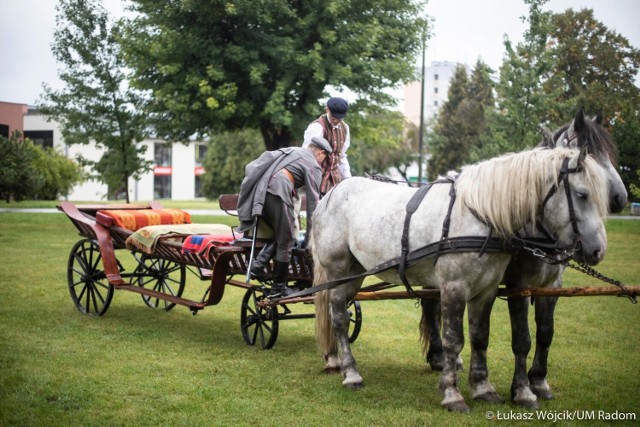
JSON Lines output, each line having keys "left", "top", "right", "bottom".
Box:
{"left": 0, "top": 212, "right": 639, "bottom": 426}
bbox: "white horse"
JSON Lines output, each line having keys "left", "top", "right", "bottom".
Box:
{"left": 419, "top": 108, "right": 628, "bottom": 409}
{"left": 312, "top": 147, "right": 609, "bottom": 412}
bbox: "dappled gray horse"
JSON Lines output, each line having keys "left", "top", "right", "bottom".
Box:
{"left": 420, "top": 108, "right": 627, "bottom": 409}
{"left": 313, "top": 147, "right": 609, "bottom": 412}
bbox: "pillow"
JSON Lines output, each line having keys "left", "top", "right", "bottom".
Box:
{"left": 96, "top": 208, "right": 191, "bottom": 231}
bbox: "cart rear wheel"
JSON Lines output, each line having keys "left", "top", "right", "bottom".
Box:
{"left": 67, "top": 239, "right": 114, "bottom": 316}
{"left": 240, "top": 287, "right": 278, "bottom": 349}
{"left": 348, "top": 300, "right": 362, "bottom": 343}
{"left": 132, "top": 255, "right": 186, "bottom": 311}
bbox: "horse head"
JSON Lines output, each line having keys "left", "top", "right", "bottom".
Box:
{"left": 541, "top": 108, "right": 627, "bottom": 213}
{"left": 538, "top": 148, "right": 609, "bottom": 265}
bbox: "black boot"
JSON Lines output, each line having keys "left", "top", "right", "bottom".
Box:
{"left": 269, "top": 260, "right": 295, "bottom": 298}
{"left": 250, "top": 242, "right": 276, "bottom": 280}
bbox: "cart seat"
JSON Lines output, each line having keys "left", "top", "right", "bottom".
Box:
{"left": 96, "top": 208, "right": 191, "bottom": 231}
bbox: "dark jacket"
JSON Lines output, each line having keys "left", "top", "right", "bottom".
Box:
{"left": 237, "top": 147, "right": 322, "bottom": 234}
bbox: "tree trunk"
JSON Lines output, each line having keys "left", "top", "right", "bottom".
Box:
{"left": 260, "top": 120, "right": 294, "bottom": 151}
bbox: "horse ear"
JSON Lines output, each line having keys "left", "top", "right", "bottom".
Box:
{"left": 573, "top": 107, "right": 586, "bottom": 134}
{"left": 594, "top": 109, "right": 603, "bottom": 125}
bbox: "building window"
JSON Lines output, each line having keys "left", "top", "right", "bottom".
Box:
{"left": 154, "top": 176, "right": 172, "bottom": 199}
{"left": 154, "top": 142, "right": 172, "bottom": 166}
{"left": 0, "top": 124, "right": 8, "bottom": 138}
{"left": 434, "top": 87, "right": 439, "bottom": 94}
{"left": 154, "top": 142, "right": 172, "bottom": 199}
{"left": 195, "top": 143, "right": 207, "bottom": 166}
{"left": 434, "top": 100, "right": 439, "bottom": 107}
{"left": 24, "top": 130, "right": 54, "bottom": 148}
{"left": 434, "top": 74, "right": 439, "bottom": 80}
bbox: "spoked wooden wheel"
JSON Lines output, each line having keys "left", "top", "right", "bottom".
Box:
{"left": 67, "top": 239, "right": 114, "bottom": 316}
{"left": 348, "top": 300, "right": 363, "bottom": 343}
{"left": 131, "top": 255, "right": 186, "bottom": 311}
{"left": 240, "top": 287, "right": 279, "bottom": 349}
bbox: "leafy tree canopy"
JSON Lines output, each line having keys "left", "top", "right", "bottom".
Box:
{"left": 39, "top": 0, "right": 151, "bottom": 202}
{"left": 122, "top": 0, "right": 429, "bottom": 150}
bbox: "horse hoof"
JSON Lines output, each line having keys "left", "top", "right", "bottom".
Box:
{"left": 533, "top": 388, "right": 554, "bottom": 400}
{"left": 531, "top": 380, "right": 554, "bottom": 400}
{"left": 474, "top": 391, "right": 504, "bottom": 404}
{"left": 512, "top": 387, "right": 539, "bottom": 409}
{"left": 442, "top": 400, "right": 470, "bottom": 413}
{"left": 515, "top": 398, "right": 539, "bottom": 409}
{"left": 323, "top": 366, "right": 341, "bottom": 375}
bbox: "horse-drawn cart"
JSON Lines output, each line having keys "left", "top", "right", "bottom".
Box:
{"left": 58, "top": 199, "right": 362, "bottom": 349}
{"left": 58, "top": 196, "right": 638, "bottom": 352}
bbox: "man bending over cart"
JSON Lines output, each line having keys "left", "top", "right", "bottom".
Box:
{"left": 236, "top": 137, "right": 332, "bottom": 298}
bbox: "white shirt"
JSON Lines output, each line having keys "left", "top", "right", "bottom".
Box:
{"left": 302, "top": 121, "right": 352, "bottom": 179}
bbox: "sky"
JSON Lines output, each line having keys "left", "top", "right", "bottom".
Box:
{"left": 1, "top": 0, "right": 639, "bottom": 106}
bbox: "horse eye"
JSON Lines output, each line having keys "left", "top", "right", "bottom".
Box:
{"left": 576, "top": 192, "right": 587, "bottom": 200}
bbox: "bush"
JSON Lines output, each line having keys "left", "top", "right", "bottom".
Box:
{"left": 202, "top": 129, "right": 265, "bottom": 198}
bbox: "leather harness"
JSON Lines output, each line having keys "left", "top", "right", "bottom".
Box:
{"left": 276, "top": 161, "right": 584, "bottom": 301}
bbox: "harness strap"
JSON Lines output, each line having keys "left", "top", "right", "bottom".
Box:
{"left": 398, "top": 178, "right": 454, "bottom": 290}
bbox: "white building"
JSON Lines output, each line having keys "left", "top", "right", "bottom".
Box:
{"left": 400, "top": 61, "right": 464, "bottom": 182}
{"left": 22, "top": 108, "right": 206, "bottom": 202}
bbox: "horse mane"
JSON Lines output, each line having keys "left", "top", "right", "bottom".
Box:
{"left": 539, "top": 118, "right": 619, "bottom": 166}
{"left": 455, "top": 148, "right": 608, "bottom": 238}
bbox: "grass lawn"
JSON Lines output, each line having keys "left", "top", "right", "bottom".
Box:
{"left": 0, "top": 211, "right": 638, "bottom": 426}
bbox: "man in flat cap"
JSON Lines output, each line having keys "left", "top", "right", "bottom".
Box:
{"left": 237, "top": 137, "right": 332, "bottom": 297}
{"left": 303, "top": 96, "right": 351, "bottom": 194}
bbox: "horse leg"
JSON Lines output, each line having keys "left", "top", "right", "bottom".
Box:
{"left": 315, "top": 289, "right": 341, "bottom": 374}
{"left": 507, "top": 295, "right": 538, "bottom": 408}
{"left": 421, "top": 298, "right": 444, "bottom": 370}
{"left": 439, "top": 282, "right": 470, "bottom": 412}
{"left": 528, "top": 295, "right": 558, "bottom": 400}
{"left": 421, "top": 298, "right": 464, "bottom": 372}
{"left": 467, "top": 288, "right": 504, "bottom": 404}
{"left": 330, "top": 282, "right": 364, "bottom": 389}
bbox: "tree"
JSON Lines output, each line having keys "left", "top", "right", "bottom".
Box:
{"left": 31, "top": 146, "right": 85, "bottom": 200}
{"left": 0, "top": 132, "right": 39, "bottom": 202}
{"left": 347, "top": 108, "right": 415, "bottom": 178}
{"left": 482, "top": 0, "right": 562, "bottom": 159}
{"left": 548, "top": 8, "right": 640, "bottom": 197}
{"left": 39, "top": 0, "right": 150, "bottom": 202}
{"left": 428, "top": 65, "right": 469, "bottom": 179}
{"left": 122, "top": 0, "right": 429, "bottom": 150}
{"left": 201, "top": 129, "right": 264, "bottom": 198}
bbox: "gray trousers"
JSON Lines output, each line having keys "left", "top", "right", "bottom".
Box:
{"left": 262, "top": 192, "right": 296, "bottom": 263}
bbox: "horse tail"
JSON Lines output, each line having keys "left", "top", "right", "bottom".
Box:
{"left": 419, "top": 300, "right": 430, "bottom": 358}
{"left": 312, "top": 235, "right": 336, "bottom": 357}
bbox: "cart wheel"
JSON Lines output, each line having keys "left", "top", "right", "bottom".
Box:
{"left": 240, "top": 287, "right": 279, "bottom": 349}
{"left": 132, "top": 255, "right": 186, "bottom": 311}
{"left": 348, "top": 300, "right": 363, "bottom": 343}
{"left": 67, "top": 239, "right": 114, "bottom": 316}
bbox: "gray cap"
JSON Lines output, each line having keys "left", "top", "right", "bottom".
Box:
{"left": 310, "top": 137, "right": 332, "bottom": 154}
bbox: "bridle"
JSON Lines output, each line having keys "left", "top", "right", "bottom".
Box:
{"left": 532, "top": 156, "right": 583, "bottom": 261}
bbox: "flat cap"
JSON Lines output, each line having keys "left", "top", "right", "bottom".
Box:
{"left": 327, "top": 97, "right": 349, "bottom": 119}
{"left": 310, "top": 137, "right": 332, "bottom": 154}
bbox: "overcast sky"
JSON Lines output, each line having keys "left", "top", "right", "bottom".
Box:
{"left": 1, "top": 0, "right": 638, "bottom": 106}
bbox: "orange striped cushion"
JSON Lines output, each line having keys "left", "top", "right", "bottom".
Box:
{"left": 96, "top": 209, "right": 191, "bottom": 231}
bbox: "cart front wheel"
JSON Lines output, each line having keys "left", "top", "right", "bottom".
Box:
{"left": 240, "top": 287, "right": 279, "bottom": 349}
{"left": 132, "top": 256, "right": 186, "bottom": 311}
{"left": 67, "top": 239, "right": 114, "bottom": 316}
{"left": 348, "top": 300, "right": 362, "bottom": 343}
